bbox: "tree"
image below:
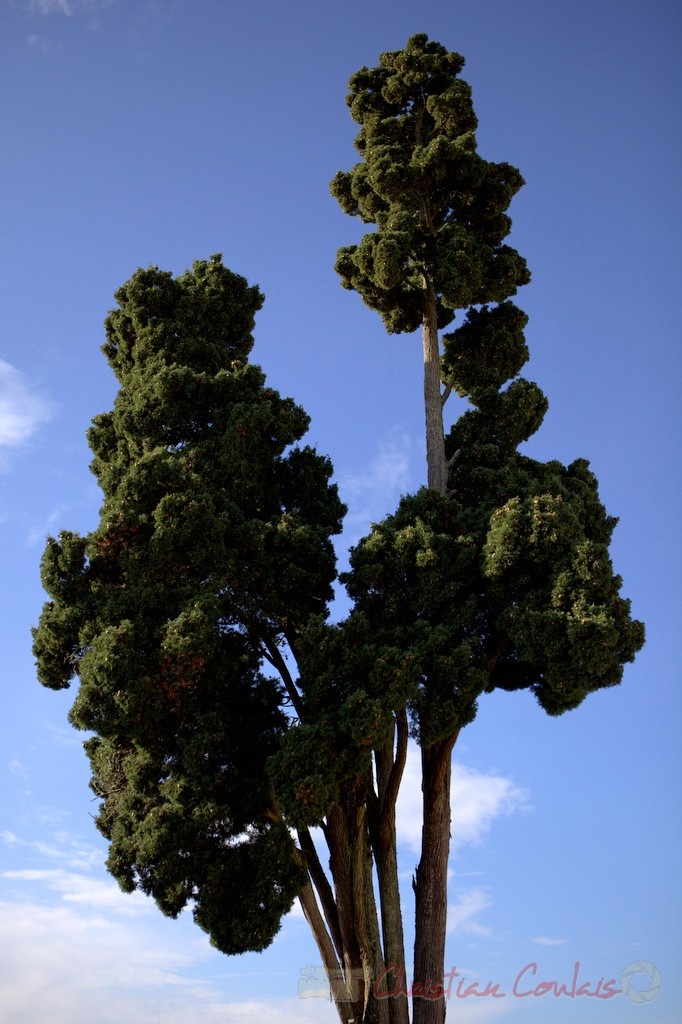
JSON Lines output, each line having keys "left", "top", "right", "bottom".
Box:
{"left": 330, "top": 34, "right": 644, "bottom": 1024}
{"left": 33, "top": 255, "right": 402, "bottom": 1024}
{"left": 33, "top": 38, "right": 644, "bottom": 1024}
{"left": 331, "top": 33, "right": 529, "bottom": 494}
{"left": 31, "top": 254, "right": 348, "bottom": 969}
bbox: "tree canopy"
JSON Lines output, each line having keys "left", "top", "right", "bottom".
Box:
{"left": 33, "top": 36, "right": 644, "bottom": 1024}
{"left": 331, "top": 32, "right": 530, "bottom": 492}
{"left": 33, "top": 255, "right": 345, "bottom": 955}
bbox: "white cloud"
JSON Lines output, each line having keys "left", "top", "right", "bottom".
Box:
{"left": 0, "top": 828, "right": 339, "bottom": 1023}
{"left": 27, "top": 502, "right": 70, "bottom": 547}
{"left": 447, "top": 888, "right": 492, "bottom": 936}
{"left": 395, "top": 743, "right": 530, "bottom": 856}
{"left": 532, "top": 936, "right": 569, "bottom": 946}
{"left": 24, "top": 0, "right": 113, "bottom": 16}
{"left": 287, "top": 896, "right": 306, "bottom": 920}
{"left": 39, "top": 719, "right": 82, "bottom": 749}
{"left": 2, "top": 868, "right": 153, "bottom": 915}
{"left": 0, "top": 762, "right": 527, "bottom": 1024}
{"left": 2, "top": 830, "right": 105, "bottom": 873}
{"left": 0, "top": 359, "right": 52, "bottom": 452}
{"left": 26, "top": 32, "right": 50, "bottom": 49}
{"left": 28, "top": 0, "right": 75, "bottom": 13}
{"left": 0, "top": 895, "right": 338, "bottom": 1024}
{"left": 0, "top": 827, "right": 153, "bottom": 918}
{"left": 450, "top": 763, "right": 531, "bottom": 848}
{"left": 348, "top": 430, "right": 412, "bottom": 495}
{"left": 8, "top": 758, "right": 30, "bottom": 779}
{"left": 339, "top": 429, "right": 414, "bottom": 544}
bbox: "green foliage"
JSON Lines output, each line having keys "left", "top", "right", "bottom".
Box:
{"left": 269, "top": 614, "right": 406, "bottom": 825}
{"left": 33, "top": 40, "right": 645, "bottom": 1009}
{"left": 441, "top": 302, "right": 529, "bottom": 401}
{"left": 32, "top": 255, "right": 344, "bottom": 953}
{"left": 331, "top": 33, "right": 530, "bottom": 333}
{"left": 329, "top": 283, "right": 645, "bottom": 743}
{"left": 329, "top": 452, "right": 643, "bottom": 747}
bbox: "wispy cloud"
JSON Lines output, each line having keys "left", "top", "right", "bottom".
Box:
{"left": 1, "top": 828, "right": 105, "bottom": 871}
{"left": 26, "top": 31, "right": 51, "bottom": 49}
{"left": 0, "top": 828, "right": 340, "bottom": 1022}
{"left": 396, "top": 743, "right": 530, "bottom": 856}
{"left": 2, "top": 868, "right": 152, "bottom": 915}
{"left": 338, "top": 429, "right": 415, "bottom": 546}
{"left": 8, "top": 759, "right": 30, "bottom": 779}
{"left": 447, "top": 888, "right": 492, "bottom": 936}
{"left": 450, "top": 763, "right": 531, "bottom": 848}
{"left": 23, "top": 0, "right": 114, "bottom": 16}
{"left": 35, "top": 0, "right": 75, "bottom": 13}
{"left": 0, "top": 359, "right": 52, "bottom": 457}
{"left": 27, "top": 502, "right": 70, "bottom": 547}
{"left": 532, "top": 936, "right": 569, "bottom": 946}
{"left": 0, "top": 894, "right": 338, "bottom": 1024}
{"left": 39, "top": 719, "right": 82, "bottom": 749}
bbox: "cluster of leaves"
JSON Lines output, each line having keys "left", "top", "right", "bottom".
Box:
{"left": 33, "top": 256, "right": 345, "bottom": 953}
{"left": 330, "top": 33, "right": 530, "bottom": 333}
{"left": 273, "top": 298, "right": 643, "bottom": 822}
{"left": 32, "top": 37, "right": 645, "bottom": 995}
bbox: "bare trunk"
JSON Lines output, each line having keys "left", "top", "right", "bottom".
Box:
{"left": 297, "top": 873, "right": 358, "bottom": 1024}
{"left": 327, "top": 804, "right": 366, "bottom": 1018}
{"left": 354, "top": 805, "right": 391, "bottom": 1024}
{"left": 371, "top": 713, "right": 410, "bottom": 1024}
{"left": 326, "top": 794, "right": 390, "bottom": 1024}
{"left": 412, "top": 732, "right": 458, "bottom": 1024}
{"left": 422, "top": 279, "right": 448, "bottom": 495}
{"left": 298, "top": 827, "right": 344, "bottom": 961}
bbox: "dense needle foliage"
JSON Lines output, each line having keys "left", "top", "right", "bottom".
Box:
{"left": 331, "top": 33, "right": 529, "bottom": 333}
{"left": 33, "top": 36, "right": 645, "bottom": 1024}
{"left": 33, "top": 255, "right": 345, "bottom": 954}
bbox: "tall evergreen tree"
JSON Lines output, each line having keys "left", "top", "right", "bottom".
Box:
{"left": 33, "top": 38, "right": 644, "bottom": 1024}
{"left": 32, "top": 254, "right": 348, "bottom": 962}
{"left": 331, "top": 33, "right": 529, "bottom": 493}
{"left": 332, "top": 35, "right": 644, "bottom": 1024}
{"left": 33, "top": 255, "right": 408, "bottom": 1024}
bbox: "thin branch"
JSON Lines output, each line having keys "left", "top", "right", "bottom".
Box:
{"left": 487, "top": 634, "right": 510, "bottom": 675}
{"left": 295, "top": 868, "right": 357, "bottom": 1024}
{"left": 263, "top": 637, "right": 304, "bottom": 720}
{"left": 383, "top": 709, "right": 408, "bottom": 814}
{"left": 436, "top": 207, "right": 458, "bottom": 233}
{"left": 441, "top": 385, "right": 452, "bottom": 408}
{"left": 447, "top": 447, "right": 462, "bottom": 468}
{"left": 298, "top": 827, "right": 345, "bottom": 963}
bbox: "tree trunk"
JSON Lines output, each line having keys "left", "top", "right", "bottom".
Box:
{"left": 372, "top": 714, "right": 410, "bottom": 1024}
{"left": 297, "top": 873, "right": 358, "bottom": 1024}
{"left": 412, "top": 732, "right": 458, "bottom": 1024}
{"left": 326, "top": 793, "right": 391, "bottom": 1024}
{"left": 422, "top": 278, "right": 448, "bottom": 495}
{"left": 355, "top": 806, "right": 391, "bottom": 1024}
{"left": 326, "top": 803, "right": 366, "bottom": 1019}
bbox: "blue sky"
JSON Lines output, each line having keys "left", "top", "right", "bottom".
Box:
{"left": 1, "top": 1, "right": 680, "bottom": 1021}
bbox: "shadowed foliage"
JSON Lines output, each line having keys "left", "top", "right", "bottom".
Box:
{"left": 34, "top": 35, "right": 644, "bottom": 1024}
{"left": 33, "top": 255, "right": 345, "bottom": 955}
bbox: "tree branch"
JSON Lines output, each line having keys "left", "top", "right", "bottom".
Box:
{"left": 447, "top": 447, "right": 462, "bottom": 468}
{"left": 383, "top": 709, "right": 408, "bottom": 814}
{"left": 262, "top": 637, "right": 304, "bottom": 720}
{"left": 441, "top": 385, "right": 452, "bottom": 408}
{"left": 298, "top": 827, "right": 345, "bottom": 963}
{"left": 295, "top": 867, "right": 358, "bottom": 1024}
